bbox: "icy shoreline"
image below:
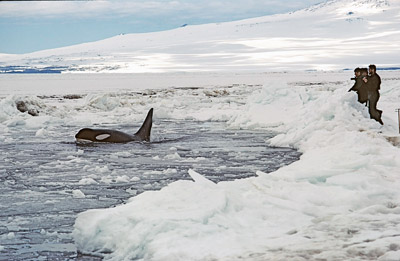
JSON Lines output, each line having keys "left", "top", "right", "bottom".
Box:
{"left": 72, "top": 71, "right": 400, "bottom": 260}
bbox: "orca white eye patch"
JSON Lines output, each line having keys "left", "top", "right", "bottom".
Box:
{"left": 95, "top": 134, "right": 111, "bottom": 141}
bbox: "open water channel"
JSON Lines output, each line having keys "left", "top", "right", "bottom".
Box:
{"left": 0, "top": 119, "right": 301, "bottom": 260}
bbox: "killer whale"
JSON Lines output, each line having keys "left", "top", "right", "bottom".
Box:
{"left": 75, "top": 108, "right": 153, "bottom": 143}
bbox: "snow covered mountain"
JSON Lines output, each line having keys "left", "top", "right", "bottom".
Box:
{"left": 1, "top": 0, "right": 400, "bottom": 73}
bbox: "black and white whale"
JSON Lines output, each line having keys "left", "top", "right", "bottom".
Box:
{"left": 75, "top": 108, "right": 153, "bottom": 143}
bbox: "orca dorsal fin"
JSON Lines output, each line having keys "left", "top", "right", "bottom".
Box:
{"left": 134, "top": 108, "right": 153, "bottom": 142}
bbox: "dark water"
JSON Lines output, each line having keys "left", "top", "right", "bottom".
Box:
{"left": 0, "top": 120, "right": 301, "bottom": 260}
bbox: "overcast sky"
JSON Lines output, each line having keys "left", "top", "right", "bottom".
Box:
{"left": 0, "top": 0, "right": 324, "bottom": 54}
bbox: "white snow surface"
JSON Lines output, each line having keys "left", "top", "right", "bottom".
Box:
{"left": 1, "top": 0, "right": 400, "bottom": 72}
{"left": 71, "top": 70, "right": 400, "bottom": 261}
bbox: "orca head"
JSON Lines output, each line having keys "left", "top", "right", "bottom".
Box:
{"left": 75, "top": 128, "right": 111, "bottom": 143}
{"left": 75, "top": 128, "right": 94, "bottom": 142}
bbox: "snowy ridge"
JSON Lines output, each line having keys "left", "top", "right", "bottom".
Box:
{"left": 1, "top": 0, "right": 400, "bottom": 72}
{"left": 72, "top": 71, "right": 400, "bottom": 260}
{"left": 302, "top": 0, "right": 389, "bottom": 13}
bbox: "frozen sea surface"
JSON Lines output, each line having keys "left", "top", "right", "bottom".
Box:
{"left": 2, "top": 71, "right": 400, "bottom": 260}
{"left": 0, "top": 73, "right": 301, "bottom": 260}
{"left": 72, "top": 71, "right": 400, "bottom": 261}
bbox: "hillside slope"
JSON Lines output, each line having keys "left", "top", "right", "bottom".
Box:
{"left": 1, "top": 0, "right": 399, "bottom": 72}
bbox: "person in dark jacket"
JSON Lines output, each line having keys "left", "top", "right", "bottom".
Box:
{"left": 349, "top": 67, "right": 368, "bottom": 105}
{"left": 364, "top": 64, "right": 383, "bottom": 125}
{"left": 349, "top": 68, "right": 361, "bottom": 90}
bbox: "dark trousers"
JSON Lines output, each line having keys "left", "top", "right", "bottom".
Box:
{"left": 368, "top": 91, "right": 383, "bottom": 123}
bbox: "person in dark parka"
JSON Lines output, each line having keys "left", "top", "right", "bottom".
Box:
{"left": 364, "top": 64, "right": 383, "bottom": 125}
{"left": 349, "top": 67, "right": 368, "bottom": 105}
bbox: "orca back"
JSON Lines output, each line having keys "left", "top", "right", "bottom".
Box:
{"left": 75, "top": 128, "right": 134, "bottom": 143}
